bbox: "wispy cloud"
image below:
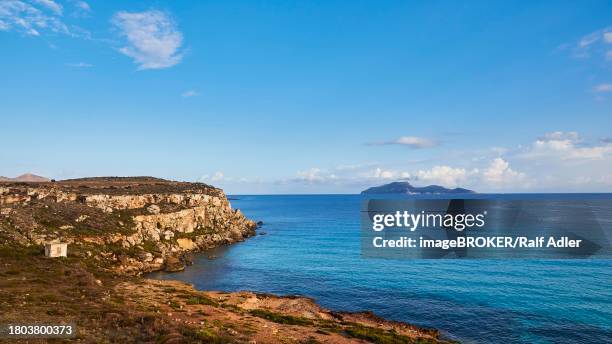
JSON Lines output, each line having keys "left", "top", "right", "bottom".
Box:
{"left": 70, "top": 0, "right": 90, "bottom": 17}
{"left": 199, "top": 171, "right": 225, "bottom": 182}
{"left": 0, "top": 0, "right": 69, "bottom": 36}
{"left": 66, "top": 62, "right": 92, "bottom": 68}
{"left": 572, "top": 26, "right": 612, "bottom": 59}
{"left": 210, "top": 171, "right": 224, "bottom": 182}
{"left": 578, "top": 31, "right": 599, "bottom": 49}
{"left": 293, "top": 168, "right": 338, "bottom": 184}
{"left": 282, "top": 165, "right": 410, "bottom": 186}
{"left": 369, "top": 136, "right": 438, "bottom": 149}
{"left": 181, "top": 89, "right": 199, "bottom": 98}
{"left": 415, "top": 165, "right": 471, "bottom": 188}
{"left": 518, "top": 131, "right": 612, "bottom": 161}
{"left": 73, "top": 1, "right": 89, "bottom": 12}
{"left": 111, "top": 9, "right": 184, "bottom": 70}
{"left": 198, "top": 171, "right": 252, "bottom": 184}
{"left": 32, "top": 0, "right": 62, "bottom": 15}
{"left": 594, "top": 83, "right": 612, "bottom": 93}
{"left": 370, "top": 167, "right": 410, "bottom": 180}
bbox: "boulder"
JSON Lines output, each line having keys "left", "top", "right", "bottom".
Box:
{"left": 176, "top": 238, "right": 196, "bottom": 250}
{"left": 138, "top": 252, "right": 154, "bottom": 262}
{"left": 146, "top": 204, "right": 161, "bottom": 215}
{"left": 164, "top": 256, "right": 185, "bottom": 272}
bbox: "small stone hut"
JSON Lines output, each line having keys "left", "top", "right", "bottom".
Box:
{"left": 45, "top": 242, "right": 67, "bottom": 258}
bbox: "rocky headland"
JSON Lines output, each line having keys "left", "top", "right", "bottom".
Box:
{"left": 0, "top": 177, "right": 451, "bottom": 343}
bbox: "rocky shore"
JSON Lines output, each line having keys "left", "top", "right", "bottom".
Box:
{"left": 0, "top": 177, "right": 452, "bottom": 343}
{"left": 0, "top": 177, "right": 257, "bottom": 275}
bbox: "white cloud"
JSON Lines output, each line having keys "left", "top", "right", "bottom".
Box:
{"left": 181, "top": 89, "right": 199, "bottom": 98}
{"left": 294, "top": 168, "right": 338, "bottom": 183}
{"left": 69, "top": 0, "right": 90, "bottom": 17}
{"left": 74, "top": 1, "right": 90, "bottom": 12}
{"left": 542, "top": 131, "right": 579, "bottom": 141}
{"left": 409, "top": 159, "right": 529, "bottom": 189}
{"left": 573, "top": 27, "right": 612, "bottom": 60}
{"left": 211, "top": 171, "right": 224, "bottom": 182}
{"left": 370, "top": 167, "right": 410, "bottom": 180}
{"left": 256, "top": 131, "right": 612, "bottom": 192}
{"left": 519, "top": 131, "right": 612, "bottom": 161}
{"left": 415, "top": 165, "right": 469, "bottom": 188}
{"left": 506, "top": 132, "right": 612, "bottom": 191}
{"left": 594, "top": 83, "right": 612, "bottom": 93}
{"left": 32, "top": 0, "right": 62, "bottom": 15}
{"left": 199, "top": 171, "right": 227, "bottom": 183}
{"left": 111, "top": 10, "right": 184, "bottom": 70}
{"left": 0, "top": 0, "right": 70, "bottom": 36}
{"left": 395, "top": 136, "right": 436, "bottom": 148}
{"left": 285, "top": 165, "right": 412, "bottom": 186}
{"left": 372, "top": 168, "right": 393, "bottom": 179}
{"left": 578, "top": 31, "right": 599, "bottom": 48}
{"left": 66, "top": 62, "right": 92, "bottom": 68}
{"left": 483, "top": 158, "right": 526, "bottom": 186}
{"left": 371, "top": 136, "right": 437, "bottom": 149}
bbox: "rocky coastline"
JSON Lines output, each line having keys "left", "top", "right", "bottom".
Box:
{"left": 0, "top": 177, "right": 257, "bottom": 275}
{"left": 0, "top": 177, "right": 452, "bottom": 343}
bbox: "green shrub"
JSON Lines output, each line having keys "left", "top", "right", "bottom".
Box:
{"left": 249, "top": 309, "right": 313, "bottom": 326}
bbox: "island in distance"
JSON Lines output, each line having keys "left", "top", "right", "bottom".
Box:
{"left": 361, "top": 181, "right": 475, "bottom": 195}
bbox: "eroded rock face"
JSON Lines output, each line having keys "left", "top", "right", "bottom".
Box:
{"left": 118, "top": 198, "right": 256, "bottom": 273}
{"left": 0, "top": 179, "right": 257, "bottom": 275}
{"left": 0, "top": 186, "right": 78, "bottom": 205}
{"left": 80, "top": 193, "right": 217, "bottom": 211}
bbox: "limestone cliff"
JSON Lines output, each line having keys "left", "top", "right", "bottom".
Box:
{"left": 0, "top": 177, "right": 257, "bottom": 274}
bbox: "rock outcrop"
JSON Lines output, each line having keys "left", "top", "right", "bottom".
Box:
{"left": 0, "top": 177, "right": 257, "bottom": 275}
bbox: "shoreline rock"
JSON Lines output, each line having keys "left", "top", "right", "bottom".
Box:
{"left": 0, "top": 178, "right": 257, "bottom": 275}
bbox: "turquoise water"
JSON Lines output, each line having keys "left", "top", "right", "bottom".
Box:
{"left": 150, "top": 195, "right": 612, "bottom": 343}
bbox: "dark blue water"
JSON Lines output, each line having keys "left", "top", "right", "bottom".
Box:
{"left": 150, "top": 195, "right": 612, "bottom": 343}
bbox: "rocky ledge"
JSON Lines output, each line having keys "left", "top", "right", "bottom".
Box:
{"left": 0, "top": 177, "right": 257, "bottom": 274}
{"left": 0, "top": 177, "right": 452, "bottom": 343}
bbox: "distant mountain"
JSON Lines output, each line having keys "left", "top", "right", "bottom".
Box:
{"left": 0, "top": 173, "right": 50, "bottom": 183}
{"left": 361, "top": 181, "right": 475, "bottom": 195}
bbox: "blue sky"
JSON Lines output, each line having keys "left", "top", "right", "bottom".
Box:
{"left": 1, "top": 0, "right": 611, "bottom": 193}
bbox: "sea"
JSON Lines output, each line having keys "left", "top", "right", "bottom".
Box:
{"left": 149, "top": 194, "right": 612, "bottom": 343}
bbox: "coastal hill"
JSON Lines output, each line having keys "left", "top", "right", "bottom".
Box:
{"left": 362, "top": 181, "right": 475, "bottom": 195}
{"left": 0, "top": 177, "right": 448, "bottom": 343}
